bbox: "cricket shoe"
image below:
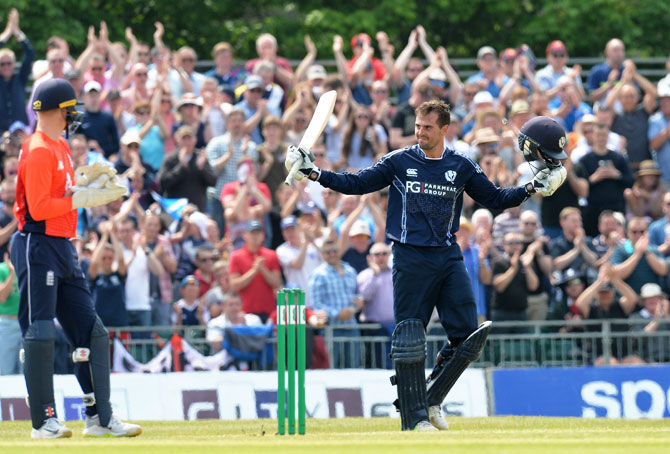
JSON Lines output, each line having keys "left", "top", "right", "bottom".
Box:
{"left": 413, "top": 420, "right": 439, "bottom": 431}
{"left": 31, "top": 418, "right": 73, "bottom": 439}
{"left": 83, "top": 414, "right": 142, "bottom": 437}
{"left": 428, "top": 405, "right": 449, "bottom": 430}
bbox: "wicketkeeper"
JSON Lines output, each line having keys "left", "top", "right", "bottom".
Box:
{"left": 285, "top": 100, "right": 567, "bottom": 431}
{"left": 10, "top": 78, "right": 140, "bottom": 438}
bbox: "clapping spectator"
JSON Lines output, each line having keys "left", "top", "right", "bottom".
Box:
{"left": 519, "top": 211, "right": 553, "bottom": 321}
{"left": 550, "top": 76, "right": 592, "bottom": 132}
{"left": 648, "top": 79, "right": 670, "bottom": 189}
{"left": 491, "top": 232, "right": 540, "bottom": 331}
{"left": 466, "top": 46, "right": 508, "bottom": 99}
{"left": 457, "top": 219, "right": 492, "bottom": 320}
{"left": 169, "top": 46, "right": 205, "bottom": 98}
{"left": 649, "top": 192, "right": 670, "bottom": 255}
{"left": 142, "top": 211, "right": 177, "bottom": 326}
{"left": 80, "top": 80, "right": 120, "bottom": 158}
{"left": 88, "top": 221, "right": 128, "bottom": 330}
{"left": 172, "top": 93, "right": 210, "bottom": 149}
{"left": 587, "top": 38, "right": 625, "bottom": 103}
{"left": 624, "top": 160, "right": 664, "bottom": 220}
{"left": 0, "top": 8, "right": 34, "bottom": 133}
{"left": 606, "top": 59, "right": 657, "bottom": 169}
{"left": 337, "top": 106, "right": 388, "bottom": 171}
{"left": 159, "top": 125, "right": 217, "bottom": 212}
{"left": 245, "top": 33, "right": 294, "bottom": 94}
{"left": 204, "top": 42, "right": 244, "bottom": 90}
{"left": 611, "top": 217, "right": 667, "bottom": 294}
{"left": 549, "top": 207, "right": 598, "bottom": 276}
{"left": 237, "top": 74, "right": 280, "bottom": 144}
{"left": 576, "top": 121, "right": 634, "bottom": 235}
{"left": 229, "top": 220, "right": 282, "bottom": 322}
{"left": 173, "top": 275, "right": 205, "bottom": 326}
{"left": 536, "top": 40, "right": 585, "bottom": 101}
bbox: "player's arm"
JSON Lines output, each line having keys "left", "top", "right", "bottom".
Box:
{"left": 23, "top": 147, "right": 75, "bottom": 220}
{"left": 464, "top": 166, "right": 528, "bottom": 210}
{"left": 317, "top": 156, "right": 394, "bottom": 195}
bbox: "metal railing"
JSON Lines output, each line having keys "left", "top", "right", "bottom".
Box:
{"left": 108, "top": 318, "right": 670, "bottom": 370}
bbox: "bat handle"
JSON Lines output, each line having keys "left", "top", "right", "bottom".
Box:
{"left": 284, "top": 160, "right": 301, "bottom": 186}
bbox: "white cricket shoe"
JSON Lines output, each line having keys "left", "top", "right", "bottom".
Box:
{"left": 83, "top": 414, "right": 142, "bottom": 438}
{"left": 31, "top": 418, "right": 73, "bottom": 439}
{"left": 413, "top": 420, "right": 439, "bottom": 431}
{"left": 429, "top": 405, "right": 449, "bottom": 430}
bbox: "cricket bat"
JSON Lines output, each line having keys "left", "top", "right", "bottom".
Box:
{"left": 284, "top": 90, "right": 338, "bottom": 185}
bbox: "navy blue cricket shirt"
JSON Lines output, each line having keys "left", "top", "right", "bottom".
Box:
{"left": 318, "top": 145, "right": 528, "bottom": 247}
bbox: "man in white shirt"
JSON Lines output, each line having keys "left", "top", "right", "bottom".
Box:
{"left": 276, "top": 215, "right": 323, "bottom": 306}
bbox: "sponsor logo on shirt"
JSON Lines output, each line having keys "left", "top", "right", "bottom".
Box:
{"left": 406, "top": 168, "right": 418, "bottom": 177}
{"left": 406, "top": 181, "right": 457, "bottom": 197}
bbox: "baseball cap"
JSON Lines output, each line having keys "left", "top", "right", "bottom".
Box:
{"left": 473, "top": 91, "right": 494, "bottom": 107}
{"left": 351, "top": 33, "right": 371, "bottom": 48}
{"left": 307, "top": 65, "right": 327, "bottom": 81}
{"left": 640, "top": 283, "right": 664, "bottom": 299}
{"left": 429, "top": 68, "right": 447, "bottom": 82}
{"left": 245, "top": 219, "right": 263, "bottom": 232}
{"left": 546, "top": 40, "right": 567, "bottom": 56}
{"left": 65, "top": 68, "right": 81, "bottom": 80}
{"left": 176, "top": 93, "right": 203, "bottom": 110}
{"left": 188, "top": 211, "right": 210, "bottom": 239}
{"left": 121, "top": 129, "right": 141, "bottom": 146}
{"left": 32, "top": 78, "right": 78, "bottom": 111}
{"left": 657, "top": 80, "right": 670, "bottom": 98}
{"left": 500, "top": 48, "right": 518, "bottom": 61}
{"left": 180, "top": 275, "right": 199, "bottom": 288}
{"left": 9, "top": 121, "right": 30, "bottom": 135}
{"left": 349, "top": 219, "right": 371, "bottom": 237}
{"left": 280, "top": 215, "right": 298, "bottom": 230}
{"left": 297, "top": 201, "right": 317, "bottom": 216}
{"left": 477, "top": 46, "right": 496, "bottom": 59}
{"left": 245, "top": 75, "right": 263, "bottom": 90}
{"left": 83, "top": 80, "right": 102, "bottom": 94}
{"left": 580, "top": 114, "right": 597, "bottom": 125}
{"left": 510, "top": 100, "right": 531, "bottom": 116}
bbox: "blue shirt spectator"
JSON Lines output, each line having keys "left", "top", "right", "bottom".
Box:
{"left": 0, "top": 35, "right": 34, "bottom": 132}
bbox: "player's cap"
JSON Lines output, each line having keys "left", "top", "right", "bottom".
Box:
{"left": 473, "top": 91, "right": 494, "bottom": 106}
{"left": 351, "top": 33, "right": 371, "bottom": 48}
{"left": 477, "top": 46, "right": 496, "bottom": 59}
{"left": 245, "top": 219, "right": 263, "bottom": 232}
{"left": 350, "top": 219, "right": 371, "bottom": 237}
{"left": 500, "top": 48, "right": 518, "bottom": 61}
{"left": 510, "top": 100, "right": 531, "bottom": 116}
{"left": 244, "top": 75, "right": 263, "bottom": 90}
{"left": 280, "top": 215, "right": 298, "bottom": 230}
{"left": 546, "top": 40, "right": 567, "bottom": 56}
{"left": 519, "top": 116, "right": 568, "bottom": 160}
{"left": 83, "top": 80, "right": 102, "bottom": 94}
{"left": 121, "top": 129, "right": 141, "bottom": 146}
{"left": 176, "top": 92, "right": 203, "bottom": 110}
{"left": 657, "top": 79, "right": 670, "bottom": 98}
{"left": 640, "top": 283, "right": 664, "bottom": 299}
{"left": 307, "top": 64, "right": 327, "bottom": 81}
{"left": 180, "top": 275, "right": 199, "bottom": 288}
{"left": 32, "top": 78, "right": 78, "bottom": 111}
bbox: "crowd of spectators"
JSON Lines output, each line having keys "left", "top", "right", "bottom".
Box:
{"left": 2, "top": 9, "right": 670, "bottom": 373}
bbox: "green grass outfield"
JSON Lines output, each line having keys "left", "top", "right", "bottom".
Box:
{"left": 1, "top": 417, "right": 669, "bottom": 454}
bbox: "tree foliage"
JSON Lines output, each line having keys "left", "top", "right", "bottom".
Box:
{"left": 2, "top": 0, "right": 669, "bottom": 62}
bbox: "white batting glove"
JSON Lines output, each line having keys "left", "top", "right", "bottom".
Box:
{"left": 531, "top": 166, "right": 567, "bottom": 196}
{"left": 285, "top": 145, "right": 320, "bottom": 182}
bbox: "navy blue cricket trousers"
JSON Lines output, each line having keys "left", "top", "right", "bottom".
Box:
{"left": 392, "top": 242, "right": 478, "bottom": 339}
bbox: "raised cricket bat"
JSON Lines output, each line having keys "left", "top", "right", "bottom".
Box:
{"left": 284, "top": 90, "right": 338, "bottom": 185}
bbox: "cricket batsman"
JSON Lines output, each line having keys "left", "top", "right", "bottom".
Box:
{"left": 285, "top": 100, "right": 567, "bottom": 430}
{"left": 10, "top": 78, "right": 140, "bottom": 438}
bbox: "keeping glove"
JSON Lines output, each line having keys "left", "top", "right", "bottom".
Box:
{"left": 74, "top": 162, "right": 118, "bottom": 187}
{"left": 71, "top": 168, "right": 129, "bottom": 209}
{"left": 284, "top": 145, "right": 320, "bottom": 184}
{"left": 529, "top": 166, "right": 567, "bottom": 197}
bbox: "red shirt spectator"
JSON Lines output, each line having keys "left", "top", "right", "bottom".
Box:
{"left": 228, "top": 220, "right": 282, "bottom": 321}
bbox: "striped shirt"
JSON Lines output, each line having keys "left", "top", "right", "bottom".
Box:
{"left": 309, "top": 261, "right": 358, "bottom": 324}
{"left": 205, "top": 132, "right": 258, "bottom": 199}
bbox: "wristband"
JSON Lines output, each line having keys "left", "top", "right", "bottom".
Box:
{"left": 524, "top": 182, "right": 536, "bottom": 195}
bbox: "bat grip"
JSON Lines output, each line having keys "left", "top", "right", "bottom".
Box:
{"left": 284, "top": 160, "right": 301, "bottom": 186}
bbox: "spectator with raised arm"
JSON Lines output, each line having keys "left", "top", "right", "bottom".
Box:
{"left": 606, "top": 59, "right": 657, "bottom": 170}
{"left": 245, "top": 33, "right": 294, "bottom": 94}
{"left": 169, "top": 46, "right": 205, "bottom": 99}
{"left": 624, "top": 161, "right": 665, "bottom": 221}
{"left": 238, "top": 75, "right": 280, "bottom": 144}
{"left": 76, "top": 22, "right": 125, "bottom": 96}
{"left": 587, "top": 38, "right": 625, "bottom": 103}
{"left": 389, "top": 27, "right": 426, "bottom": 105}
{"left": 0, "top": 8, "right": 34, "bottom": 133}
{"left": 648, "top": 79, "right": 670, "bottom": 189}
{"left": 550, "top": 76, "right": 592, "bottom": 132}
{"left": 466, "top": 46, "right": 508, "bottom": 99}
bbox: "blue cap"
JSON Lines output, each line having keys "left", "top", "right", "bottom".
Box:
{"left": 280, "top": 215, "right": 298, "bottom": 230}
{"left": 297, "top": 201, "right": 317, "bottom": 215}
{"left": 245, "top": 219, "right": 263, "bottom": 232}
{"left": 32, "top": 78, "right": 78, "bottom": 111}
{"left": 9, "top": 121, "right": 30, "bottom": 134}
{"left": 180, "top": 275, "right": 198, "bottom": 288}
